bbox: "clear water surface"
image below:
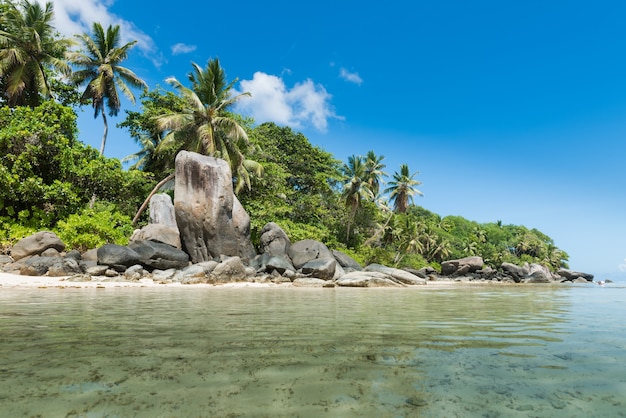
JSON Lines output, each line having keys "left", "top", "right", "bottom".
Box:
{"left": 1, "top": 283, "right": 625, "bottom": 417}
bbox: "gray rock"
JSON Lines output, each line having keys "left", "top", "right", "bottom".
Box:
{"left": 336, "top": 271, "right": 403, "bottom": 287}
{"left": 48, "top": 257, "right": 82, "bottom": 276}
{"left": 65, "top": 250, "right": 82, "bottom": 261}
{"left": 441, "top": 256, "right": 483, "bottom": 276}
{"left": 301, "top": 258, "right": 336, "bottom": 280}
{"left": 11, "top": 231, "right": 65, "bottom": 261}
{"left": 40, "top": 248, "right": 61, "bottom": 257}
{"left": 501, "top": 262, "right": 525, "bottom": 283}
{"left": 174, "top": 151, "right": 256, "bottom": 263}
{"left": 557, "top": 269, "right": 594, "bottom": 282}
{"left": 365, "top": 264, "right": 427, "bottom": 285}
{"left": 149, "top": 193, "right": 178, "bottom": 229}
{"left": 86, "top": 265, "right": 109, "bottom": 276}
{"left": 333, "top": 263, "right": 346, "bottom": 280}
{"left": 288, "top": 239, "right": 333, "bottom": 269}
{"left": 19, "top": 256, "right": 58, "bottom": 276}
{"left": 82, "top": 248, "right": 98, "bottom": 261}
{"left": 266, "top": 256, "right": 295, "bottom": 274}
{"left": 124, "top": 264, "right": 146, "bottom": 281}
{"left": 128, "top": 240, "right": 189, "bottom": 270}
{"left": 260, "top": 222, "right": 291, "bottom": 257}
{"left": 152, "top": 268, "right": 177, "bottom": 281}
{"left": 332, "top": 250, "right": 363, "bottom": 270}
{"left": 211, "top": 256, "right": 247, "bottom": 282}
{"left": 130, "top": 224, "right": 182, "bottom": 249}
{"left": 525, "top": 263, "right": 554, "bottom": 283}
{"left": 292, "top": 278, "right": 328, "bottom": 287}
{"left": 0, "top": 254, "right": 14, "bottom": 266}
{"left": 97, "top": 244, "right": 142, "bottom": 268}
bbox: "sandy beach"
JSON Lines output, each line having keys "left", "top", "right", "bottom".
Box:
{"left": 0, "top": 272, "right": 286, "bottom": 289}
{"left": 0, "top": 271, "right": 466, "bottom": 289}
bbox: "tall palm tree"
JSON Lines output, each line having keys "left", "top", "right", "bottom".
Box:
{"left": 155, "top": 58, "right": 260, "bottom": 193}
{"left": 364, "top": 150, "right": 387, "bottom": 196}
{"left": 68, "top": 22, "right": 147, "bottom": 155}
{"left": 0, "top": 0, "right": 72, "bottom": 107}
{"left": 385, "top": 163, "right": 423, "bottom": 213}
{"left": 341, "top": 154, "right": 374, "bottom": 241}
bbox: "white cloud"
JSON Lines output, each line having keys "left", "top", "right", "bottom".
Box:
{"left": 340, "top": 68, "right": 363, "bottom": 85}
{"left": 171, "top": 43, "right": 197, "bottom": 55}
{"left": 34, "top": 0, "right": 160, "bottom": 65}
{"left": 234, "top": 72, "right": 342, "bottom": 132}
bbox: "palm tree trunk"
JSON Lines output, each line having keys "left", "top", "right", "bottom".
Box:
{"left": 99, "top": 107, "right": 108, "bottom": 155}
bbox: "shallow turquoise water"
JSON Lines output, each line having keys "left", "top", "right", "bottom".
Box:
{"left": 1, "top": 284, "right": 625, "bottom": 417}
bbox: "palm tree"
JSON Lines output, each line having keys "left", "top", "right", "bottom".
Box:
{"left": 364, "top": 150, "right": 387, "bottom": 196}
{"left": 155, "top": 58, "right": 260, "bottom": 192}
{"left": 341, "top": 154, "right": 374, "bottom": 241}
{"left": 0, "top": 0, "right": 72, "bottom": 107}
{"left": 385, "top": 164, "right": 423, "bottom": 213}
{"left": 68, "top": 22, "right": 147, "bottom": 155}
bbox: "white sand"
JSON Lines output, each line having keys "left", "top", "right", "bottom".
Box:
{"left": 0, "top": 271, "right": 284, "bottom": 289}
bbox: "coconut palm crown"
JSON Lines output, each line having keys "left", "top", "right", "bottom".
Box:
{"left": 384, "top": 163, "right": 423, "bottom": 213}
{"left": 68, "top": 22, "right": 147, "bottom": 155}
{"left": 0, "top": 0, "right": 72, "bottom": 107}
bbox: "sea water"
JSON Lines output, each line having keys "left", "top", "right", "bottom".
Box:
{"left": 0, "top": 284, "right": 625, "bottom": 417}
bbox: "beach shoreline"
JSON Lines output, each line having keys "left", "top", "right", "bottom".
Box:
{"left": 0, "top": 272, "right": 471, "bottom": 290}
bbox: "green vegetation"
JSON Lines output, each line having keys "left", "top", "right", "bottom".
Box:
{"left": 0, "top": 0, "right": 570, "bottom": 272}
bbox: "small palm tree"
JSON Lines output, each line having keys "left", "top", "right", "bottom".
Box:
{"left": 68, "top": 22, "right": 147, "bottom": 155}
{"left": 364, "top": 150, "right": 387, "bottom": 196}
{"left": 155, "top": 58, "right": 260, "bottom": 192}
{"left": 0, "top": 0, "right": 72, "bottom": 107}
{"left": 341, "top": 154, "right": 374, "bottom": 241}
{"left": 385, "top": 164, "right": 423, "bottom": 213}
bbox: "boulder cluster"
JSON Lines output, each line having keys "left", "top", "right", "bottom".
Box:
{"left": 0, "top": 151, "right": 595, "bottom": 287}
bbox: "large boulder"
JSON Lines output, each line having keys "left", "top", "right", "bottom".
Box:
{"left": 97, "top": 244, "right": 142, "bottom": 269}
{"left": 301, "top": 258, "right": 336, "bottom": 280}
{"left": 211, "top": 257, "right": 247, "bottom": 282}
{"left": 332, "top": 250, "right": 362, "bottom": 271}
{"left": 174, "top": 151, "right": 256, "bottom": 263}
{"left": 265, "top": 256, "right": 296, "bottom": 275}
{"left": 130, "top": 223, "right": 182, "bottom": 249}
{"left": 500, "top": 262, "right": 527, "bottom": 283}
{"left": 441, "top": 256, "right": 483, "bottom": 276}
{"left": 557, "top": 269, "right": 594, "bottom": 282}
{"left": 128, "top": 240, "right": 189, "bottom": 270}
{"left": 364, "top": 264, "right": 427, "bottom": 285}
{"left": 336, "top": 271, "right": 403, "bottom": 287}
{"left": 526, "top": 263, "right": 554, "bottom": 283}
{"left": 288, "top": 239, "right": 333, "bottom": 269}
{"left": 149, "top": 193, "right": 178, "bottom": 229}
{"left": 11, "top": 231, "right": 65, "bottom": 261}
{"left": 259, "top": 222, "right": 291, "bottom": 257}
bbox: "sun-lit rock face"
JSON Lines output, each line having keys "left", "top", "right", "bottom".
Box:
{"left": 174, "top": 151, "right": 256, "bottom": 264}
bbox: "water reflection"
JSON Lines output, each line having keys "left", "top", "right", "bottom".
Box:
{"left": 0, "top": 286, "right": 624, "bottom": 417}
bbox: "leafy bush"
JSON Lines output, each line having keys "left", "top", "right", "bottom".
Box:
{"left": 0, "top": 217, "right": 37, "bottom": 254}
{"left": 55, "top": 204, "right": 134, "bottom": 252}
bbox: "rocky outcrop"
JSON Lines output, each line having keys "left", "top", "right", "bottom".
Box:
{"left": 288, "top": 239, "right": 333, "bottom": 269}
{"left": 301, "top": 258, "right": 336, "bottom": 280}
{"left": 130, "top": 224, "right": 182, "bottom": 249}
{"left": 336, "top": 271, "right": 404, "bottom": 287}
{"left": 364, "top": 264, "right": 427, "bottom": 285}
{"left": 332, "top": 250, "right": 362, "bottom": 271}
{"left": 260, "top": 222, "right": 290, "bottom": 257}
{"left": 441, "top": 256, "right": 484, "bottom": 276}
{"left": 128, "top": 240, "right": 189, "bottom": 270}
{"left": 174, "top": 151, "right": 256, "bottom": 263}
{"left": 11, "top": 231, "right": 65, "bottom": 261}
{"left": 149, "top": 193, "right": 178, "bottom": 229}
{"left": 97, "top": 244, "right": 142, "bottom": 271}
{"left": 557, "top": 269, "right": 594, "bottom": 282}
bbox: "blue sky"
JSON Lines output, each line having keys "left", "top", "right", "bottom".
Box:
{"left": 40, "top": 0, "right": 626, "bottom": 277}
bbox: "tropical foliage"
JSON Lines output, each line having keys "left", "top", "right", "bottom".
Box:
{"left": 0, "top": 1, "right": 570, "bottom": 272}
{"left": 0, "top": 0, "right": 72, "bottom": 107}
